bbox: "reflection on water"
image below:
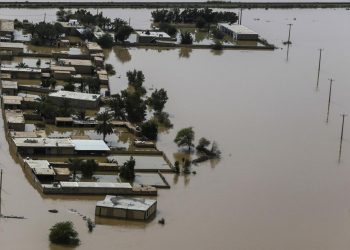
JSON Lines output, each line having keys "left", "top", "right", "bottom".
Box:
{"left": 178, "top": 47, "right": 192, "bottom": 58}
{"left": 113, "top": 46, "right": 132, "bottom": 63}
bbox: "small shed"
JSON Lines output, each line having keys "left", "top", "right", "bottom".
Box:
{"left": 55, "top": 117, "right": 74, "bottom": 127}
{"left": 95, "top": 195, "right": 157, "bottom": 220}
{"left": 53, "top": 167, "right": 70, "bottom": 181}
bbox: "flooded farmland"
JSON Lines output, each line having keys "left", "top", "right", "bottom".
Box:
{"left": 1, "top": 7, "right": 350, "bottom": 250}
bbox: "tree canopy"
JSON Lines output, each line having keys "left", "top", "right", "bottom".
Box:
{"left": 95, "top": 111, "right": 113, "bottom": 141}
{"left": 174, "top": 127, "right": 195, "bottom": 152}
{"left": 30, "top": 22, "right": 64, "bottom": 46}
{"left": 140, "top": 120, "right": 158, "bottom": 140}
{"left": 147, "top": 88, "right": 168, "bottom": 113}
{"left": 97, "top": 33, "right": 114, "bottom": 48}
{"left": 49, "top": 221, "right": 80, "bottom": 246}
{"left": 119, "top": 156, "right": 135, "bottom": 181}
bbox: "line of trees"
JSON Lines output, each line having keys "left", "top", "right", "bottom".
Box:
{"left": 151, "top": 8, "right": 238, "bottom": 24}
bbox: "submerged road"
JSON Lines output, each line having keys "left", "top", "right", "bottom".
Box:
{"left": 0, "top": 1, "right": 349, "bottom": 9}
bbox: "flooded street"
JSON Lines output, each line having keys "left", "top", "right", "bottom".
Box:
{"left": 2, "top": 7, "right": 350, "bottom": 250}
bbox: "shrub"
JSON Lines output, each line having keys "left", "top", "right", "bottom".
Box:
{"left": 49, "top": 221, "right": 79, "bottom": 246}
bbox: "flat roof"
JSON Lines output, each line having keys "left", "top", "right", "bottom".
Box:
{"left": 51, "top": 65, "right": 76, "bottom": 72}
{"left": 87, "top": 42, "right": 102, "bottom": 51}
{"left": 0, "top": 42, "right": 24, "bottom": 49}
{"left": 24, "top": 159, "right": 50, "bottom": 169}
{"left": 10, "top": 130, "right": 46, "bottom": 138}
{"left": 218, "top": 23, "right": 258, "bottom": 35}
{"left": 60, "top": 182, "right": 132, "bottom": 189}
{"left": 3, "top": 95, "right": 22, "bottom": 105}
{"left": 59, "top": 58, "right": 93, "bottom": 67}
{"left": 53, "top": 167, "right": 70, "bottom": 176}
{"left": 1, "top": 66, "right": 41, "bottom": 73}
{"left": 136, "top": 30, "right": 171, "bottom": 39}
{"left": 56, "top": 117, "right": 73, "bottom": 122}
{"left": 2, "top": 80, "right": 17, "bottom": 89}
{"left": 13, "top": 137, "right": 74, "bottom": 148}
{"left": 72, "top": 139, "right": 110, "bottom": 151}
{"left": 33, "top": 167, "right": 55, "bottom": 176}
{"left": 5, "top": 109, "right": 24, "bottom": 124}
{"left": 49, "top": 90, "right": 100, "bottom": 102}
{"left": 96, "top": 195, "right": 156, "bottom": 211}
{"left": 0, "top": 19, "right": 14, "bottom": 32}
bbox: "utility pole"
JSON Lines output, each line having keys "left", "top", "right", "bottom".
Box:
{"left": 326, "top": 78, "right": 334, "bottom": 123}
{"left": 316, "top": 49, "right": 323, "bottom": 90}
{"left": 339, "top": 114, "right": 347, "bottom": 163}
{"left": 44, "top": 13, "right": 46, "bottom": 23}
{"left": 0, "top": 169, "right": 3, "bottom": 217}
{"left": 287, "top": 23, "right": 293, "bottom": 44}
{"left": 239, "top": 8, "right": 243, "bottom": 25}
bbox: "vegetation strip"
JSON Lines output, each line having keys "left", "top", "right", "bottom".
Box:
{"left": 0, "top": 2, "right": 350, "bottom": 9}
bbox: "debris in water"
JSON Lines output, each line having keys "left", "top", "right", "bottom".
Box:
{"left": 48, "top": 209, "right": 58, "bottom": 213}
{"left": 158, "top": 218, "right": 165, "bottom": 225}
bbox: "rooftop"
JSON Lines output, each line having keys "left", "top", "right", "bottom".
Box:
{"left": 0, "top": 19, "right": 14, "bottom": 32}
{"left": 0, "top": 42, "right": 24, "bottom": 49}
{"left": 3, "top": 95, "right": 22, "bottom": 105}
{"left": 96, "top": 195, "right": 157, "bottom": 211}
{"left": 51, "top": 65, "right": 76, "bottom": 72}
{"left": 5, "top": 109, "right": 24, "bottom": 124}
{"left": 24, "top": 159, "right": 56, "bottom": 176}
{"left": 72, "top": 139, "right": 110, "bottom": 151}
{"left": 49, "top": 90, "right": 101, "bottom": 102}
{"left": 2, "top": 80, "right": 17, "bottom": 89}
{"left": 1, "top": 66, "right": 41, "bottom": 73}
{"left": 87, "top": 42, "right": 102, "bottom": 52}
{"left": 58, "top": 58, "right": 93, "bottom": 67}
{"left": 53, "top": 167, "right": 70, "bottom": 176}
{"left": 13, "top": 137, "right": 74, "bottom": 148}
{"left": 60, "top": 182, "right": 132, "bottom": 189}
{"left": 218, "top": 23, "right": 258, "bottom": 35}
{"left": 136, "top": 30, "right": 171, "bottom": 38}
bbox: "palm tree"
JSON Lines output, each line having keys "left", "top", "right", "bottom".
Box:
{"left": 95, "top": 111, "right": 113, "bottom": 141}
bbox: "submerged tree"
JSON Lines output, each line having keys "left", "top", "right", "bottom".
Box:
{"left": 95, "top": 111, "right": 113, "bottom": 141}
{"left": 115, "top": 25, "right": 133, "bottom": 42}
{"left": 180, "top": 32, "right": 193, "bottom": 45}
{"left": 140, "top": 120, "right": 158, "bottom": 140}
{"left": 107, "top": 94, "right": 125, "bottom": 120}
{"left": 97, "top": 33, "right": 114, "bottom": 49}
{"left": 49, "top": 221, "right": 80, "bottom": 246}
{"left": 174, "top": 127, "right": 195, "bottom": 152}
{"left": 121, "top": 90, "right": 146, "bottom": 123}
{"left": 119, "top": 156, "right": 135, "bottom": 181}
{"left": 81, "top": 159, "right": 98, "bottom": 179}
{"left": 147, "top": 88, "right": 168, "bottom": 113}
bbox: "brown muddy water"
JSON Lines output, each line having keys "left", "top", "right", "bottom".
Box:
{"left": 2, "top": 7, "right": 350, "bottom": 250}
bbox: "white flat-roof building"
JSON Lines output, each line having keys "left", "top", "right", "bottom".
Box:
{"left": 95, "top": 195, "right": 157, "bottom": 220}
{"left": 218, "top": 23, "right": 259, "bottom": 40}
{"left": 136, "top": 30, "right": 172, "bottom": 43}
{"left": 13, "top": 137, "right": 75, "bottom": 155}
{"left": 72, "top": 139, "right": 110, "bottom": 153}
{"left": 48, "top": 90, "right": 101, "bottom": 109}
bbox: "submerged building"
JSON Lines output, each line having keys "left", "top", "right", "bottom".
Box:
{"left": 48, "top": 90, "right": 101, "bottom": 109}
{"left": 218, "top": 23, "right": 259, "bottom": 40}
{"left": 95, "top": 195, "right": 157, "bottom": 220}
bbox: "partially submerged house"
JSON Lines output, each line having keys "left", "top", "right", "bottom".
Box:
{"left": 24, "top": 159, "right": 56, "bottom": 183}
{"left": 13, "top": 137, "right": 75, "bottom": 155}
{"left": 1, "top": 66, "right": 41, "bottom": 79}
{"left": 5, "top": 109, "right": 25, "bottom": 131}
{"left": 0, "top": 19, "right": 14, "bottom": 41}
{"left": 135, "top": 30, "right": 172, "bottom": 43}
{"left": 58, "top": 58, "right": 93, "bottom": 74}
{"left": 48, "top": 90, "right": 101, "bottom": 109}
{"left": 1, "top": 80, "right": 18, "bottom": 95}
{"left": 95, "top": 195, "right": 157, "bottom": 220}
{"left": 218, "top": 23, "right": 259, "bottom": 40}
{"left": 0, "top": 42, "right": 24, "bottom": 55}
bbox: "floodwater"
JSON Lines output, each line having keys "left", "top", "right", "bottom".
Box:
{"left": 2, "top": 7, "right": 350, "bottom": 250}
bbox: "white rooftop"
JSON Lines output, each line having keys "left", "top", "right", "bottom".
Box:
{"left": 5, "top": 109, "right": 24, "bottom": 124}
{"left": 136, "top": 30, "right": 171, "bottom": 39}
{"left": 24, "top": 159, "right": 50, "bottom": 169}
{"left": 96, "top": 195, "right": 157, "bottom": 211}
{"left": 60, "top": 182, "right": 132, "bottom": 189}
{"left": 1, "top": 66, "right": 41, "bottom": 73}
{"left": 0, "top": 42, "right": 23, "bottom": 49}
{"left": 2, "top": 80, "right": 17, "bottom": 89}
{"left": 49, "top": 90, "right": 100, "bottom": 102}
{"left": 72, "top": 139, "right": 110, "bottom": 151}
{"left": 13, "top": 137, "right": 74, "bottom": 148}
{"left": 218, "top": 23, "right": 258, "bottom": 35}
